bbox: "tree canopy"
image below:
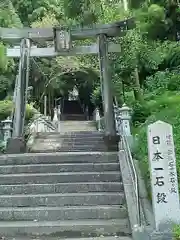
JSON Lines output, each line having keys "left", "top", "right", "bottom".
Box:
{"left": 0, "top": 0, "right": 180, "bottom": 111}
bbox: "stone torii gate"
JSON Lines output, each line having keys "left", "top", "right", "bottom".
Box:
{"left": 0, "top": 18, "right": 134, "bottom": 151}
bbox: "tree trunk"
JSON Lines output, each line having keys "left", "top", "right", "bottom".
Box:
{"left": 133, "top": 67, "right": 144, "bottom": 102}
{"left": 123, "top": 0, "right": 128, "bottom": 11}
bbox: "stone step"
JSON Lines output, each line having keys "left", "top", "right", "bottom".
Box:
{"left": 61, "top": 121, "right": 95, "bottom": 124}
{"left": 0, "top": 182, "right": 123, "bottom": 195}
{"left": 0, "top": 219, "right": 130, "bottom": 237}
{"left": 59, "top": 145, "right": 106, "bottom": 150}
{"left": 0, "top": 192, "right": 125, "bottom": 207}
{"left": 30, "top": 141, "right": 106, "bottom": 148}
{"left": 62, "top": 115, "right": 86, "bottom": 121}
{"left": 32, "top": 140, "right": 106, "bottom": 149}
{"left": 0, "top": 163, "right": 120, "bottom": 174}
{"left": 36, "top": 138, "right": 105, "bottom": 144}
{"left": 0, "top": 171, "right": 121, "bottom": 184}
{"left": 37, "top": 134, "right": 103, "bottom": 139}
{"left": 0, "top": 237, "right": 132, "bottom": 240}
{"left": 35, "top": 139, "right": 104, "bottom": 145}
{"left": 38, "top": 131, "right": 103, "bottom": 136}
{"left": 31, "top": 147, "right": 108, "bottom": 153}
{"left": 60, "top": 126, "right": 97, "bottom": 129}
{"left": 37, "top": 134, "right": 103, "bottom": 140}
{"left": 0, "top": 152, "right": 118, "bottom": 165}
{"left": 59, "top": 129, "right": 98, "bottom": 132}
{"left": 60, "top": 124, "right": 96, "bottom": 126}
{"left": 61, "top": 121, "right": 92, "bottom": 123}
{"left": 60, "top": 121, "right": 94, "bottom": 123}
{"left": 60, "top": 127, "right": 97, "bottom": 130}
{"left": 0, "top": 205, "right": 127, "bottom": 221}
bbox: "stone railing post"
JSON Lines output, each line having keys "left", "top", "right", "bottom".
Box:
{"left": 57, "top": 104, "right": 61, "bottom": 121}
{"left": 113, "top": 105, "right": 120, "bottom": 134}
{"left": 53, "top": 108, "right": 58, "bottom": 122}
{"left": 44, "top": 95, "right": 47, "bottom": 118}
{"left": 119, "top": 104, "right": 132, "bottom": 136}
{"left": 2, "top": 117, "right": 12, "bottom": 146}
{"left": 119, "top": 103, "right": 133, "bottom": 147}
{"left": 94, "top": 108, "right": 101, "bottom": 131}
{"left": 53, "top": 107, "right": 60, "bottom": 132}
{"left": 57, "top": 105, "right": 61, "bottom": 132}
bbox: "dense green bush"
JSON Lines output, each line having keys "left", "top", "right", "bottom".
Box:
{"left": 168, "top": 74, "right": 180, "bottom": 91}
{"left": 0, "top": 100, "right": 13, "bottom": 121}
{"left": 131, "top": 102, "right": 151, "bottom": 126}
{"left": 25, "top": 104, "right": 38, "bottom": 122}
{"left": 145, "top": 71, "right": 170, "bottom": 95}
{"left": 0, "top": 100, "right": 38, "bottom": 153}
{"left": 0, "top": 100, "right": 37, "bottom": 122}
{"left": 123, "top": 91, "right": 136, "bottom": 106}
{"left": 91, "top": 85, "right": 102, "bottom": 107}
{"left": 147, "top": 92, "right": 180, "bottom": 113}
{"left": 173, "top": 225, "right": 180, "bottom": 240}
{"left": 145, "top": 70, "right": 180, "bottom": 95}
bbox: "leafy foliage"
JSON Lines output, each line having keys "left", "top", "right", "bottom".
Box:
{"left": 0, "top": 100, "right": 37, "bottom": 121}
{"left": 0, "top": 0, "right": 178, "bottom": 111}
{"left": 131, "top": 102, "right": 151, "bottom": 126}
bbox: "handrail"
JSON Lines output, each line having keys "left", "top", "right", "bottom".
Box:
{"left": 25, "top": 115, "right": 57, "bottom": 138}
{"left": 116, "top": 106, "right": 141, "bottom": 226}
{"left": 120, "top": 128, "right": 141, "bottom": 226}
{"left": 32, "top": 114, "right": 57, "bottom": 130}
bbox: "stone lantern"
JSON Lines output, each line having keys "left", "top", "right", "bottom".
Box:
{"left": 119, "top": 103, "right": 132, "bottom": 137}
{"left": 2, "top": 117, "right": 12, "bottom": 146}
{"left": 119, "top": 103, "right": 133, "bottom": 148}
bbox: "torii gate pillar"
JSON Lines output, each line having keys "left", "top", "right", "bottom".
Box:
{"left": 98, "top": 34, "right": 116, "bottom": 137}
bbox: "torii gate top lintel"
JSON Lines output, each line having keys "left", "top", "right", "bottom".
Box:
{"left": 0, "top": 17, "right": 135, "bottom": 43}
{"left": 1, "top": 17, "right": 135, "bottom": 58}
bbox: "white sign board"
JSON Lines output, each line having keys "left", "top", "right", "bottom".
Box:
{"left": 147, "top": 120, "right": 180, "bottom": 230}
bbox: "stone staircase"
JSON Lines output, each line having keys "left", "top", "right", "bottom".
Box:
{"left": 0, "top": 120, "right": 131, "bottom": 239}
{"left": 30, "top": 121, "right": 109, "bottom": 152}
{"left": 61, "top": 100, "right": 85, "bottom": 120}
{"left": 30, "top": 131, "right": 108, "bottom": 152}
{"left": 60, "top": 121, "right": 95, "bottom": 132}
